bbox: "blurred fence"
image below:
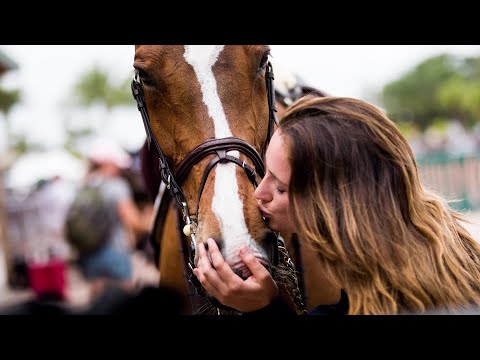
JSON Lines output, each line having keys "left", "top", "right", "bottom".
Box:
{"left": 418, "top": 152, "right": 480, "bottom": 211}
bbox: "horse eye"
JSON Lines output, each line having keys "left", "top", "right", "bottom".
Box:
{"left": 259, "top": 52, "right": 270, "bottom": 70}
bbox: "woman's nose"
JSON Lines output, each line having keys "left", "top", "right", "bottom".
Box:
{"left": 254, "top": 179, "right": 271, "bottom": 202}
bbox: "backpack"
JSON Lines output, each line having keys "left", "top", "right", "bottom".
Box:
{"left": 65, "top": 181, "right": 113, "bottom": 255}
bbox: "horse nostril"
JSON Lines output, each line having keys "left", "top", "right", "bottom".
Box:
{"left": 202, "top": 238, "right": 223, "bottom": 253}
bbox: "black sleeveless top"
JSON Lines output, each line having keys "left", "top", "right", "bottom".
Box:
{"left": 246, "top": 289, "right": 349, "bottom": 316}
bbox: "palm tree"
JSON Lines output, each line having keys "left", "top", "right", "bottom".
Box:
{"left": 74, "top": 65, "right": 133, "bottom": 109}
{"left": 64, "top": 65, "right": 135, "bottom": 154}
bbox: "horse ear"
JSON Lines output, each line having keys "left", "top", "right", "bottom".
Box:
{"left": 272, "top": 62, "right": 327, "bottom": 106}
{"left": 301, "top": 85, "right": 328, "bottom": 98}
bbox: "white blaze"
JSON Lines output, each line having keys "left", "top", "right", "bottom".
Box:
{"left": 184, "top": 45, "right": 262, "bottom": 261}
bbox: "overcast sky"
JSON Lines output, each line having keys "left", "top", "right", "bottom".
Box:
{"left": 1, "top": 45, "right": 479, "bottom": 152}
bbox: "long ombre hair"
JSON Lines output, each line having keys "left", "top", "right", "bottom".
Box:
{"left": 281, "top": 96, "right": 480, "bottom": 314}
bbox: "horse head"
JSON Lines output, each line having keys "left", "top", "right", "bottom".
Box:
{"left": 132, "top": 45, "right": 278, "bottom": 280}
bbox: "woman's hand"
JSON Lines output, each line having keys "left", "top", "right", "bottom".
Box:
{"left": 193, "top": 238, "right": 278, "bottom": 312}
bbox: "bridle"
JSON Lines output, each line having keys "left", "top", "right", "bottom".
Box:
{"left": 131, "top": 60, "right": 305, "bottom": 314}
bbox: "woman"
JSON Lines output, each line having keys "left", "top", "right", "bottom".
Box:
{"left": 193, "top": 96, "right": 480, "bottom": 315}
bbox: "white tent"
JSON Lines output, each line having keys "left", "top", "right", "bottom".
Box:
{"left": 5, "top": 149, "right": 87, "bottom": 189}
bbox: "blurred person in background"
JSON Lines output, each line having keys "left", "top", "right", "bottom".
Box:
{"left": 75, "top": 138, "right": 153, "bottom": 300}
{"left": 121, "top": 150, "right": 156, "bottom": 264}
{"left": 24, "top": 175, "right": 77, "bottom": 301}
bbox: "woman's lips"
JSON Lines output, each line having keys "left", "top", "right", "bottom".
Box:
{"left": 259, "top": 207, "right": 271, "bottom": 219}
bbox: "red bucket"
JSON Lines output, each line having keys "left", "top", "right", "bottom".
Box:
{"left": 27, "top": 259, "right": 67, "bottom": 300}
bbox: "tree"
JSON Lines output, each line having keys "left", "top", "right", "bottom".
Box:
{"left": 64, "top": 65, "right": 135, "bottom": 153}
{"left": 0, "top": 81, "right": 25, "bottom": 154}
{"left": 437, "top": 56, "right": 480, "bottom": 129}
{"left": 73, "top": 65, "right": 134, "bottom": 110}
{"left": 381, "top": 54, "right": 458, "bottom": 131}
{"left": 8, "top": 134, "right": 44, "bottom": 155}
{"left": 381, "top": 53, "right": 480, "bottom": 131}
{"left": 0, "top": 87, "right": 19, "bottom": 116}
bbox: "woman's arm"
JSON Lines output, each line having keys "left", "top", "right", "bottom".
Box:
{"left": 117, "top": 199, "right": 152, "bottom": 235}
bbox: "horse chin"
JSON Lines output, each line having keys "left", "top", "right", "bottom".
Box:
{"left": 225, "top": 231, "right": 277, "bottom": 279}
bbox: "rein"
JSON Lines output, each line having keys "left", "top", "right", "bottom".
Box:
{"left": 131, "top": 60, "right": 306, "bottom": 314}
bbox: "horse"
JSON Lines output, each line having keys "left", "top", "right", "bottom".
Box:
{"left": 132, "top": 45, "right": 338, "bottom": 314}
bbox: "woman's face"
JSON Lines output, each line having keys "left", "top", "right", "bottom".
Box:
{"left": 254, "top": 130, "right": 296, "bottom": 234}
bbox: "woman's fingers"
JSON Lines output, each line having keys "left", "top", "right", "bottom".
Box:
{"left": 206, "top": 238, "right": 241, "bottom": 282}
{"left": 196, "top": 241, "right": 231, "bottom": 297}
{"left": 239, "top": 246, "right": 270, "bottom": 279}
{"left": 192, "top": 268, "right": 218, "bottom": 299}
{"left": 194, "top": 239, "right": 278, "bottom": 311}
{"left": 196, "top": 242, "right": 222, "bottom": 296}
{"left": 239, "top": 246, "right": 278, "bottom": 299}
